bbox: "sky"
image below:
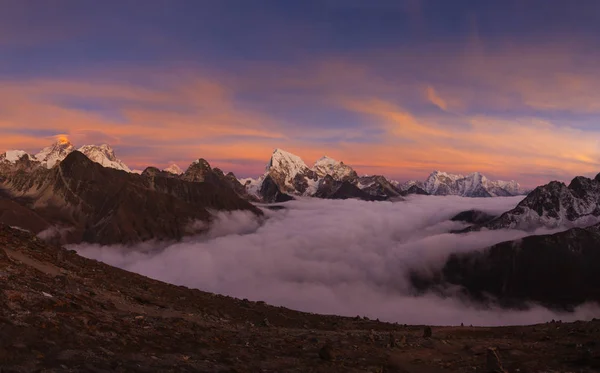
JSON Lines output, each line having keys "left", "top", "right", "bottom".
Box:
{"left": 1, "top": 0, "right": 600, "bottom": 187}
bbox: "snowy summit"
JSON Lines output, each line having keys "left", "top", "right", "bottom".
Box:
{"left": 35, "top": 137, "right": 74, "bottom": 168}
{"left": 313, "top": 156, "right": 357, "bottom": 181}
{"left": 78, "top": 144, "right": 132, "bottom": 172}
{"left": 163, "top": 164, "right": 183, "bottom": 175}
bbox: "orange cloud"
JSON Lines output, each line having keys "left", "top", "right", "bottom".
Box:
{"left": 426, "top": 86, "right": 447, "bottom": 111}
{"left": 2, "top": 44, "right": 600, "bottom": 187}
{"left": 340, "top": 98, "right": 600, "bottom": 184}
{"left": 0, "top": 76, "right": 286, "bottom": 147}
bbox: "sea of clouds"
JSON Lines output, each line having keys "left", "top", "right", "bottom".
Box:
{"left": 73, "top": 195, "right": 599, "bottom": 326}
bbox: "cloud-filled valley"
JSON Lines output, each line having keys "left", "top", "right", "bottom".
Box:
{"left": 74, "top": 196, "right": 599, "bottom": 326}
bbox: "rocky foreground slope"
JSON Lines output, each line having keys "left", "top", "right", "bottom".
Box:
{"left": 1, "top": 224, "right": 599, "bottom": 372}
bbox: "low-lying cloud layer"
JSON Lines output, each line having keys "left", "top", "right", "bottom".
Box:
{"left": 74, "top": 196, "right": 599, "bottom": 326}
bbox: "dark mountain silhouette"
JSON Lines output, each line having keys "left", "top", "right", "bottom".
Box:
{"left": 0, "top": 152, "right": 261, "bottom": 244}
{"left": 411, "top": 223, "right": 600, "bottom": 309}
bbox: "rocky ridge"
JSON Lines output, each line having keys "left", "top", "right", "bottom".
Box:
{"left": 470, "top": 174, "right": 600, "bottom": 231}
{"left": 0, "top": 152, "right": 261, "bottom": 245}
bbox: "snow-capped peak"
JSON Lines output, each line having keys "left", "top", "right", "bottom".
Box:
{"left": 163, "top": 164, "right": 183, "bottom": 175}
{"left": 0, "top": 150, "right": 30, "bottom": 163}
{"left": 423, "top": 171, "right": 464, "bottom": 195}
{"left": 313, "top": 155, "right": 357, "bottom": 181}
{"left": 264, "top": 148, "right": 317, "bottom": 192}
{"left": 267, "top": 148, "right": 309, "bottom": 174}
{"left": 35, "top": 139, "right": 75, "bottom": 168}
{"left": 421, "top": 170, "right": 524, "bottom": 197}
{"left": 77, "top": 144, "right": 131, "bottom": 172}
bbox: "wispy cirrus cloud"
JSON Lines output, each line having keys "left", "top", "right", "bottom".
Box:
{"left": 2, "top": 17, "right": 600, "bottom": 185}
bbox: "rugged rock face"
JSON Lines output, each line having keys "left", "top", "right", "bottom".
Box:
{"left": 328, "top": 182, "right": 387, "bottom": 201}
{"left": 482, "top": 176, "right": 600, "bottom": 231}
{"left": 178, "top": 160, "right": 255, "bottom": 200}
{"left": 213, "top": 169, "right": 249, "bottom": 198}
{"left": 182, "top": 158, "right": 218, "bottom": 183}
{"left": 0, "top": 152, "right": 261, "bottom": 244}
{"left": 141, "top": 166, "right": 179, "bottom": 178}
{"left": 314, "top": 176, "right": 386, "bottom": 201}
{"left": 412, "top": 223, "right": 600, "bottom": 309}
{"left": 357, "top": 175, "right": 404, "bottom": 199}
{"left": 259, "top": 174, "right": 294, "bottom": 203}
{"left": 401, "top": 185, "right": 429, "bottom": 196}
{"left": 0, "top": 152, "right": 42, "bottom": 176}
{"left": 314, "top": 175, "right": 339, "bottom": 198}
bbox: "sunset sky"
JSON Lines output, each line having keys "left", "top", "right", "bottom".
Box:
{"left": 2, "top": 0, "right": 600, "bottom": 186}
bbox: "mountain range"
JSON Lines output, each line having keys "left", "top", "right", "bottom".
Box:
{"left": 241, "top": 148, "right": 526, "bottom": 202}
{"left": 1, "top": 138, "right": 131, "bottom": 172}
{"left": 401, "top": 171, "right": 524, "bottom": 197}
{"left": 1, "top": 140, "right": 527, "bottom": 202}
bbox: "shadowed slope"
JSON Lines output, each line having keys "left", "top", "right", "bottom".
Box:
{"left": 0, "top": 152, "right": 261, "bottom": 244}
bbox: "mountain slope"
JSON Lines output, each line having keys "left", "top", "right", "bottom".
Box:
{"left": 266, "top": 148, "right": 319, "bottom": 195}
{"left": 313, "top": 156, "right": 358, "bottom": 182}
{"left": 357, "top": 175, "right": 404, "bottom": 199}
{"left": 412, "top": 222, "right": 600, "bottom": 309}
{"left": 2, "top": 224, "right": 600, "bottom": 372}
{"left": 481, "top": 175, "right": 600, "bottom": 231}
{"left": 0, "top": 151, "right": 261, "bottom": 244}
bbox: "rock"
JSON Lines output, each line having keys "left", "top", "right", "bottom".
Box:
{"left": 318, "top": 344, "right": 335, "bottom": 361}
{"left": 262, "top": 318, "right": 271, "bottom": 327}
{"left": 398, "top": 335, "right": 407, "bottom": 347}
{"left": 486, "top": 347, "right": 507, "bottom": 373}
{"left": 423, "top": 326, "right": 432, "bottom": 338}
{"left": 388, "top": 333, "right": 396, "bottom": 348}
